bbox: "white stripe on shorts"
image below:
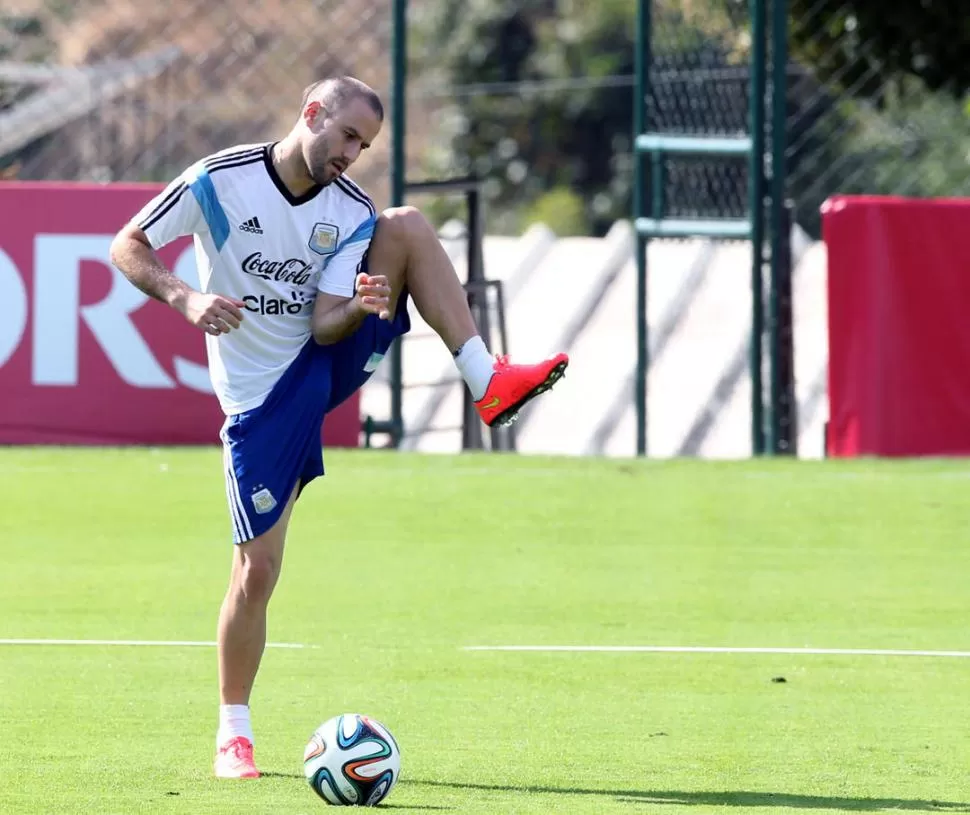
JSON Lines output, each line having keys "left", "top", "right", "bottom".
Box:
{"left": 221, "top": 439, "right": 254, "bottom": 542}
{"left": 221, "top": 445, "right": 245, "bottom": 542}
{"left": 228, "top": 455, "right": 255, "bottom": 542}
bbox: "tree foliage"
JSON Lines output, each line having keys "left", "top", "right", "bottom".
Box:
{"left": 789, "top": 0, "right": 970, "bottom": 100}
{"left": 418, "top": 0, "right": 969, "bottom": 238}
{"left": 414, "top": 0, "right": 638, "bottom": 235}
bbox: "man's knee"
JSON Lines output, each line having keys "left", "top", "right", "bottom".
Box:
{"left": 234, "top": 544, "right": 281, "bottom": 604}
{"left": 378, "top": 205, "right": 426, "bottom": 238}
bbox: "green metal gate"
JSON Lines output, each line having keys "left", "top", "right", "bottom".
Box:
{"left": 633, "top": 0, "right": 790, "bottom": 457}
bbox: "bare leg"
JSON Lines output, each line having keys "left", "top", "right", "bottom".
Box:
{"left": 364, "top": 206, "right": 477, "bottom": 353}
{"left": 217, "top": 485, "right": 298, "bottom": 705}
{"left": 363, "top": 205, "right": 568, "bottom": 420}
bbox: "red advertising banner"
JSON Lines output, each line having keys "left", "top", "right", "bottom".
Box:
{"left": 0, "top": 182, "right": 359, "bottom": 446}
{"left": 824, "top": 194, "right": 970, "bottom": 457}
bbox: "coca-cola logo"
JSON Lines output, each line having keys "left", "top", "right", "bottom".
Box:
{"left": 241, "top": 252, "right": 314, "bottom": 285}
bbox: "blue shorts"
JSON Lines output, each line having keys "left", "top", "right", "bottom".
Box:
{"left": 220, "top": 290, "right": 411, "bottom": 544}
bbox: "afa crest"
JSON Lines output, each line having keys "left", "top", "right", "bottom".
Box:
{"left": 251, "top": 487, "right": 277, "bottom": 515}
{"left": 308, "top": 222, "right": 339, "bottom": 256}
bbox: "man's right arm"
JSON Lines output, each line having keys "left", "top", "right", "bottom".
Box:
{"left": 110, "top": 224, "right": 245, "bottom": 336}
{"left": 109, "top": 222, "right": 193, "bottom": 309}
{"left": 110, "top": 169, "right": 246, "bottom": 336}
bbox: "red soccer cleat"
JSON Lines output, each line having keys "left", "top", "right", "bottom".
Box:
{"left": 214, "top": 736, "right": 260, "bottom": 779}
{"left": 474, "top": 352, "right": 569, "bottom": 427}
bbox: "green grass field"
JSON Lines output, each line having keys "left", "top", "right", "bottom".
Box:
{"left": 1, "top": 448, "right": 969, "bottom": 814}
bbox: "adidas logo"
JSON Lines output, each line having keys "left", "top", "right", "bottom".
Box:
{"left": 239, "top": 216, "right": 263, "bottom": 234}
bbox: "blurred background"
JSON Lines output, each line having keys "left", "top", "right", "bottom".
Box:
{"left": 2, "top": 0, "right": 968, "bottom": 458}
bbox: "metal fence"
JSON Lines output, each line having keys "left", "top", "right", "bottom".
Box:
{"left": 629, "top": 0, "right": 968, "bottom": 455}
{"left": 3, "top": 0, "right": 967, "bottom": 453}
{"left": 637, "top": 0, "right": 755, "bottom": 224}
{"left": 630, "top": 0, "right": 970, "bottom": 239}
{"left": 786, "top": 0, "right": 970, "bottom": 237}
{"left": 0, "top": 0, "right": 395, "bottom": 201}
{"left": 5, "top": 1, "right": 964, "bottom": 232}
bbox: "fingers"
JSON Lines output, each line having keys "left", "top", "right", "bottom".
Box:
{"left": 215, "top": 302, "right": 242, "bottom": 330}
{"left": 358, "top": 295, "right": 391, "bottom": 317}
{"left": 356, "top": 274, "right": 390, "bottom": 297}
{"left": 357, "top": 277, "right": 391, "bottom": 300}
{"left": 356, "top": 275, "right": 392, "bottom": 318}
{"left": 203, "top": 318, "right": 229, "bottom": 336}
{"left": 218, "top": 298, "right": 245, "bottom": 322}
{"left": 193, "top": 294, "right": 245, "bottom": 335}
{"left": 357, "top": 285, "right": 391, "bottom": 300}
{"left": 356, "top": 273, "right": 389, "bottom": 289}
{"left": 359, "top": 295, "right": 389, "bottom": 309}
{"left": 200, "top": 310, "right": 237, "bottom": 335}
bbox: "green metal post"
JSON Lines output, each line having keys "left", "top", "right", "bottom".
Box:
{"left": 748, "top": 0, "right": 767, "bottom": 456}
{"left": 388, "top": 0, "right": 407, "bottom": 447}
{"left": 633, "top": 0, "right": 651, "bottom": 457}
{"left": 650, "top": 150, "right": 665, "bottom": 224}
{"left": 767, "top": 0, "right": 789, "bottom": 454}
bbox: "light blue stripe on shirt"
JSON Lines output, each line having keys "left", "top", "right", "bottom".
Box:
{"left": 187, "top": 164, "right": 230, "bottom": 251}
{"left": 343, "top": 215, "right": 376, "bottom": 246}
{"left": 323, "top": 215, "right": 377, "bottom": 269}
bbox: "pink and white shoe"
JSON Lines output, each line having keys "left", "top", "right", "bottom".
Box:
{"left": 214, "top": 736, "right": 260, "bottom": 779}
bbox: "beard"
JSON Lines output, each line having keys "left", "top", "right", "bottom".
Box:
{"left": 308, "top": 162, "right": 340, "bottom": 186}
{"left": 305, "top": 141, "right": 344, "bottom": 187}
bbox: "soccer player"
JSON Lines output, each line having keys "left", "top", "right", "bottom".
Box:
{"left": 109, "top": 75, "right": 568, "bottom": 779}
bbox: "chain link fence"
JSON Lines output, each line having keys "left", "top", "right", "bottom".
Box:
{"left": 2, "top": 0, "right": 966, "bottom": 240}
{"left": 640, "top": 0, "right": 753, "bottom": 225}
{"left": 407, "top": 0, "right": 756, "bottom": 239}
{"left": 406, "top": 0, "right": 970, "bottom": 241}
{"left": 786, "top": 0, "right": 970, "bottom": 237}
{"left": 628, "top": 0, "right": 970, "bottom": 240}
{"left": 0, "top": 0, "right": 394, "bottom": 203}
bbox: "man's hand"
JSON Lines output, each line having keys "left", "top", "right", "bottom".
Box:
{"left": 311, "top": 273, "right": 393, "bottom": 345}
{"left": 110, "top": 224, "right": 245, "bottom": 337}
{"left": 177, "top": 291, "right": 247, "bottom": 336}
{"left": 354, "top": 272, "right": 391, "bottom": 321}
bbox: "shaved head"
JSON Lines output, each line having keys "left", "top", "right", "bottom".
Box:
{"left": 295, "top": 76, "right": 384, "bottom": 186}
{"left": 301, "top": 76, "right": 384, "bottom": 122}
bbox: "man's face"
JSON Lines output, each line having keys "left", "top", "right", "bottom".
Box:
{"left": 302, "top": 97, "right": 382, "bottom": 186}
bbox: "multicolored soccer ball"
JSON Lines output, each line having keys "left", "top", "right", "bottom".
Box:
{"left": 303, "top": 713, "right": 401, "bottom": 806}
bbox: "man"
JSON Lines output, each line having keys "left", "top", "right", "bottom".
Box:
{"left": 109, "top": 75, "right": 568, "bottom": 779}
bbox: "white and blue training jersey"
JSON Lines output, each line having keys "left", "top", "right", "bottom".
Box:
{"left": 132, "top": 142, "right": 377, "bottom": 415}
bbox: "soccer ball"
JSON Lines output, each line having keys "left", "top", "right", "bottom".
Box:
{"left": 303, "top": 713, "right": 401, "bottom": 806}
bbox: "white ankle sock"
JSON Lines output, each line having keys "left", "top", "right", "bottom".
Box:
{"left": 453, "top": 335, "right": 495, "bottom": 401}
{"left": 217, "top": 704, "right": 253, "bottom": 747}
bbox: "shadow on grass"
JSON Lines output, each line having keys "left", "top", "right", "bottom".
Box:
{"left": 259, "top": 772, "right": 452, "bottom": 809}
{"left": 404, "top": 780, "right": 970, "bottom": 811}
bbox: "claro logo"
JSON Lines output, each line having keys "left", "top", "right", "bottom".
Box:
{"left": 242, "top": 295, "right": 311, "bottom": 315}
{"left": 0, "top": 235, "right": 211, "bottom": 392}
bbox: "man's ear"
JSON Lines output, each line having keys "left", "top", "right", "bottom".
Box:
{"left": 304, "top": 100, "right": 322, "bottom": 127}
